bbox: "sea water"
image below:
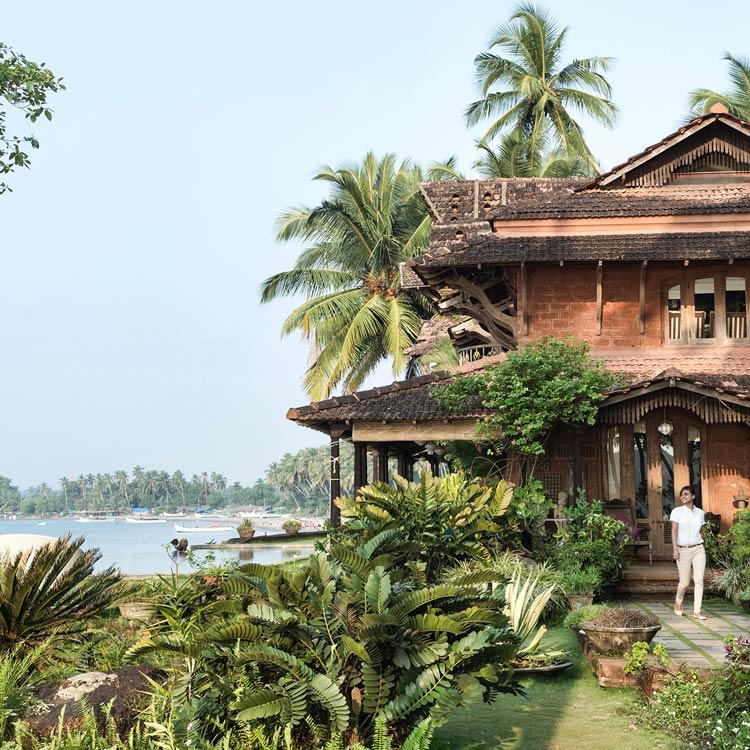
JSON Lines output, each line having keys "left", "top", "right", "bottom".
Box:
{"left": 0, "top": 518, "right": 314, "bottom": 574}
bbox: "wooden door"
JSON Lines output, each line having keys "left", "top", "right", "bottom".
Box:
{"left": 642, "top": 412, "right": 705, "bottom": 559}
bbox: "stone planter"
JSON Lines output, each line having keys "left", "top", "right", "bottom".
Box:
{"left": 237, "top": 526, "right": 255, "bottom": 540}
{"left": 117, "top": 602, "right": 157, "bottom": 622}
{"left": 581, "top": 622, "right": 661, "bottom": 655}
{"left": 567, "top": 594, "right": 594, "bottom": 609}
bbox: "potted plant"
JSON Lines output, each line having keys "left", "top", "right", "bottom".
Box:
{"left": 236, "top": 518, "right": 255, "bottom": 540}
{"left": 580, "top": 608, "right": 661, "bottom": 655}
{"left": 556, "top": 566, "right": 602, "bottom": 609}
{"left": 117, "top": 579, "right": 160, "bottom": 622}
{"left": 282, "top": 518, "right": 302, "bottom": 536}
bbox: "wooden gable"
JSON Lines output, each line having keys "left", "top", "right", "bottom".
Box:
{"left": 584, "top": 108, "right": 750, "bottom": 189}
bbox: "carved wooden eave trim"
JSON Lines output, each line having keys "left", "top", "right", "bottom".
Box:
{"left": 600, "top": 378, "right": 750, "bottom": 425}
{"left": 352, "top": 419, "right": 480, "bottom": 442}
{"left": 583, "top": 112, "right": 750, "bottom": 189}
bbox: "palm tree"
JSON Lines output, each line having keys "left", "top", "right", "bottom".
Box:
{"left": 473, "top": 133, "right": 595, "bottom": 178}
{"left": 689, "top": 53, "right": 750, "bottom": 120}
{"left": 260, "top": 152, "right": 436, "bottom": 400}
{"left": 465, "top": 3, "right": 617, "bottom": 172}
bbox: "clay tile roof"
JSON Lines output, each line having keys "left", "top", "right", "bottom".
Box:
{"left": 287, "top": 344, "right": 750, "bottom": 433}
{"left": 399, "top": 261, "right": 424, "bottom": 289}
{"left": 593, "top": 347, "right": 750, "bottom": 398}
{"left": 287, "top": 371, "right": 492, "bottom": 431}
{"left": 409, "top": 230, "right": 750, "bottom": 270}
{"left": 419, "top": 179, "right": 585, "bottom": 224}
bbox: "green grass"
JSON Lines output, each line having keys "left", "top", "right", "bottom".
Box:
{"left": 433, "top": 627, "right": 681, "bottom": 750}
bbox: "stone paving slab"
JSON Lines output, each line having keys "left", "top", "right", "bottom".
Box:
{"left": 631, "top": 599, "right": 750, "bottom": 669}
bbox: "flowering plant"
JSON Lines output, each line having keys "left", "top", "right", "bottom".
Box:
{"left": 724, "top": 635, "right": 750, "bottom": 666}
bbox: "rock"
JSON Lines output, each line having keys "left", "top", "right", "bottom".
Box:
{"left": 28, "top": 666, "right": 162, "bottom": 736}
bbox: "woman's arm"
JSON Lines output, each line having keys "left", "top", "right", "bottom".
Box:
{"left": 671, "top": 521, "right": 679, "bottom": 560}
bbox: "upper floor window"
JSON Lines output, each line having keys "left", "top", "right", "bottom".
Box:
{"left": 665, "top": 270, "right": 749, "bottom": 345}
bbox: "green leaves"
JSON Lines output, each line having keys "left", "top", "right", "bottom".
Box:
{"left": 260, "top": 151, "right": 440, "bottom": 399}
{"left": 435, "top": 336, "right": 618, "bottom": 456}
{"left": 333, "top": 472, "right": 515, "bottom": 583}
{"left": 0, "top": 42, "right": 64, "bottom": 193}
{"left": 465, "top": 3, "right": 615, "bottom": 174}
{"left": 0, "top": 535, "right": 120, "bottom": 647}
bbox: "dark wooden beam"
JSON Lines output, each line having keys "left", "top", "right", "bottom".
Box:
{"left": 639, "top": 261, "right": 647, "bottom": 335}
{"left": 572, "top": 426, "right": 583, "bottom": 498}
{"left": 596, "top": 261, "right": 603, "bottom": 336}
{"left": 519, "top": 262, "right": 528, "bottom": 336}
{"left": 397, "top": 451, "right": 409, "bottom": 479}
{"left": 376, "top": 445, "right": 389, "bottom": 483}
{"left": 353, "top": 442, "right": 368, "bottom": 491}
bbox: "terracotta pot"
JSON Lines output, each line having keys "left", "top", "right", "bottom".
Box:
{"left": 237, "top": 526, "right": 255, "bottom": 539}
{"left": 118, "top": 602, "right": 157, "bottom": 623}
{"left": 567, "top": 594, "right": 594, "bottom": 609}
{"left": 639, "top": 666, "right": 672, "bottom": 699}
{"left": 581, "top": 623, "right": 661, "bottom": 655}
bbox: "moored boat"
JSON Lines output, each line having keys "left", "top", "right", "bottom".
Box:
{"left": 174, "top": 523, "right": 234, "bottom": 533}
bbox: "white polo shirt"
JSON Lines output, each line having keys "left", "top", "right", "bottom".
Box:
{"left": 669, "top": 504, "right": 705, "bottom": 546}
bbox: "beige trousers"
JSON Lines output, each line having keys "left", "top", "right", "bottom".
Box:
{"left": 675, "top": 544, "right": 706, "bottom": 613}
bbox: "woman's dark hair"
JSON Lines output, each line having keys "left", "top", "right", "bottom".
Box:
{"left": 679, "top": 485, "right": 693, "bottom": 496}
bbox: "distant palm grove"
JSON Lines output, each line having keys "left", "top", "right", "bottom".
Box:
{"left": 0, "top": 444, "right": 353, "bottom": 516}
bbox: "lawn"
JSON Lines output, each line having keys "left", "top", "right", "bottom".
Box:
{"left": 433, "top": 627, "right": 681, "bottom": 750}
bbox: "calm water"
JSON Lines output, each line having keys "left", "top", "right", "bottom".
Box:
{"left": 0, "top": 519, "right": 315, "bottom": 574}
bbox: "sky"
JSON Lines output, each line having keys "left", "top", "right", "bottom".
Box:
{"left": 2, "top": 0, "right": 750, "bottom": 488}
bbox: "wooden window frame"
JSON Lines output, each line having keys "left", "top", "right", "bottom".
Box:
{"left": 662, "top": 269, "right": 750, "bottom": 346}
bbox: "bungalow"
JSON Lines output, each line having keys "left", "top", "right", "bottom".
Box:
{"left": 287, "top": 104, "right": 750, "bottom": 559}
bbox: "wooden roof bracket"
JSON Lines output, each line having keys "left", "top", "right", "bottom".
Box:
{"left": 639, "top": 261, "right": 648, "bottom": 335}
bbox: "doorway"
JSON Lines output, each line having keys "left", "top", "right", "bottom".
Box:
{"left": 612, "top": 411, "right": 705, "bottom": 560}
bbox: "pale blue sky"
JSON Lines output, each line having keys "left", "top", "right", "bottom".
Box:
{"left": 2, "top": 1, "right": 749, "bottom": 487}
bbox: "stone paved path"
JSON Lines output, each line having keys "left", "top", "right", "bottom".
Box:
{"left": 632, "top": 599, "right": 750, "bottom": 668}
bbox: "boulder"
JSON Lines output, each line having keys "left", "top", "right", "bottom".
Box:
{"left": 27, "top": 666, "right": 161, "bottom": 736}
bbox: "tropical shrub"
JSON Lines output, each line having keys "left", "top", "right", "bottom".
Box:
{"left": 0, "top": 536, "right": 121, "bottom": 648}
{"left": 434, "top": 337, "right": 618, "bottom": 457}
{"left": 127, "top": 543, "right": 534, "bottom": 746}
{"left": 551, "top": 496, "right": 628, "bottom": 589}
{"left": 0, "top": 645, "right": 46, "bottom": 738}
{"left": 708, "top": 511, "right": 750, "bottom": 604}
{"left": 631, "top": 669, "right": 750, "bottom": 749}
{"left": 333, "top": 472, "right": 513, "bottom": 583}
{"left": 554, "top": 567, "right": 601, "bottom": 596}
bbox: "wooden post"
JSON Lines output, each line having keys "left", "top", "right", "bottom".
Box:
{"left": 519, "top": 262, "right": 528, "bottom": 336}
{"left": 353, "top": 442, "right": 368, "bottom": 491}
{"left": 572, "top": 426, "right": 583, "bottom": 499}
{"left": 596, "top": 261, "right": 603, "bottom": 336}
{"left": 376, "top": 445, "right": 389, "bottom": 483}
{"left": 397, "top": 451, "right": 409, "bottom": 479}
{"left": 330, "top": 431, "right": 342, "bottom": 527}
{"left": 639, "top": 261, "right": 648, "bottom": 335}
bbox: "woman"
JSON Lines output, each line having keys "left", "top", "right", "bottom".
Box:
{"left": 670, "top": 486, "right": 707, "bottom": 620}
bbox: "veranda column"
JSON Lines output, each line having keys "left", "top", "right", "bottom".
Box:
{"left": 397, "top": 450, "right": 409, "bottom": 479}
{"left": 376, "top": 445, "right": 389, "bottom": 483}
{"left": 353, "top": 442, "right": 368, "bottom": 491}
{"left": 330, "top": 430, "right": 343, "bottom": 527}
{"left": 572, "top": 426, "right": 583, "bottom": 499}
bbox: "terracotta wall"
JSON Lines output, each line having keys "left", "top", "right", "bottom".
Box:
{"left": 516, "top": 260, "right": 750, "bottom": 349}
{"left": 705, "top": 422, "right": 750, "bottom": 530}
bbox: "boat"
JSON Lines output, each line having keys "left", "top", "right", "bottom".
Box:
{"left": 78, "top": 516, "right": 109, "bottom": 523}
{"left": 174, "top": 523, "right": 234, "bottom": 533}
{"left": 37, "top": 521, "right": 47, "bottom": 526}
{"left": 125, "top": 516, "right": 166, "bottom": 524}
